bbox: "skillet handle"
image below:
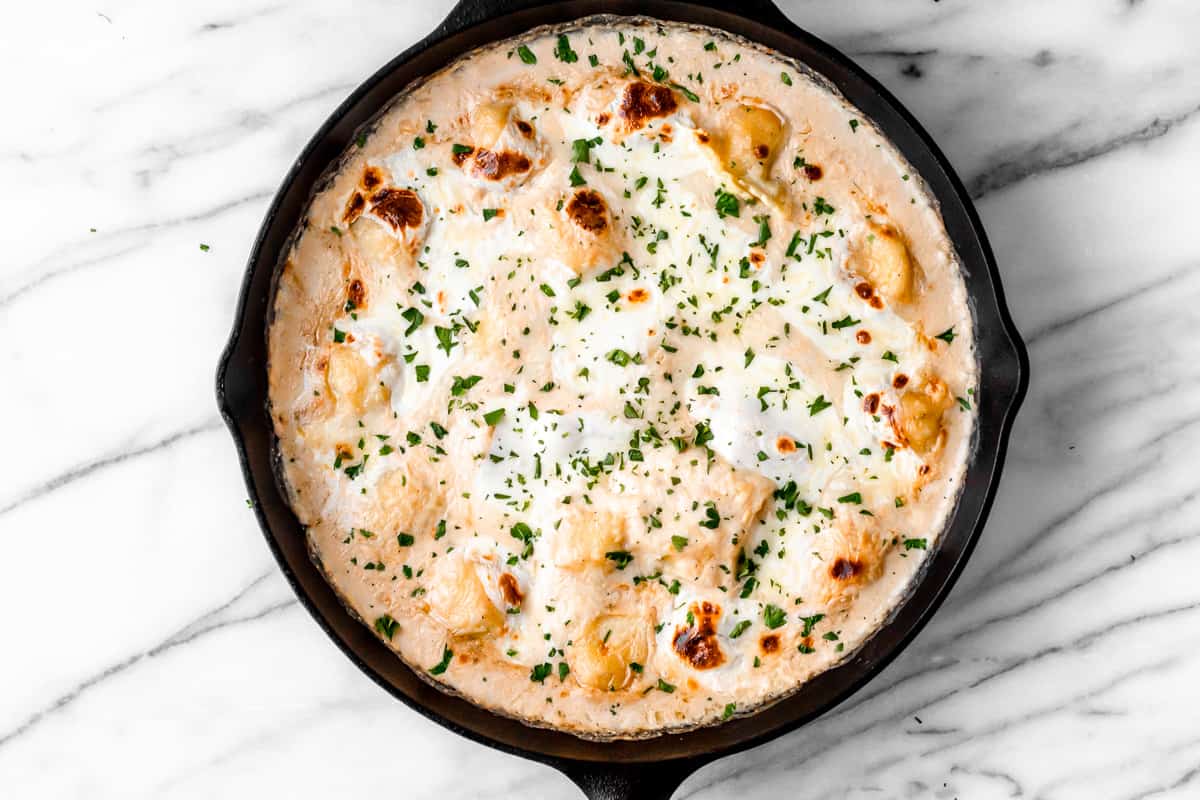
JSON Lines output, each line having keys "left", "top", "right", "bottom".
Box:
{"left": 559, "top": 759, "right": 700, "bottom": 800}
{"left": 434, "top": 0, "right": 794, "bottom": 39}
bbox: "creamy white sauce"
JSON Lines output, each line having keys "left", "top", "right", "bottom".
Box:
{"left": 268, "top": 18, "right": 977, "bottom": 739}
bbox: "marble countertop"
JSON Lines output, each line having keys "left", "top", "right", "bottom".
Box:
{"left": 3, "top": 1, "right": 1199, "bottom": 797}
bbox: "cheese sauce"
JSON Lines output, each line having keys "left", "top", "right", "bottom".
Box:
{"left": 268, "top": 18, "right": 976, "bottom": 738}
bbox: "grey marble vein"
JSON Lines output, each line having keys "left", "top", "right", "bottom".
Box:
{"left": 1023, "top": 261, "right": 1198, "bottom": 347}
{"left": 0, "top": 190, "right": 272, "bottom": 309}
{"left": 0, "top": 570, "right": 293, "bottom": 751}
{"left": 0, "top": 420, "right": 222, "bottom": 518}
{"left": 968, "top": 99, "right": 1200, "bottom": 199}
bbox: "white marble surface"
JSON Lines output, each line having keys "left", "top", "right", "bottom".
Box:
{"left": 3, "top": 0, "right": 1199, "bottom": 797}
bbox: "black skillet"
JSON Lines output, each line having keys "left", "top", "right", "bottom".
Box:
{"left": 215, "top": 1, "right": 1029, "bottom": 797}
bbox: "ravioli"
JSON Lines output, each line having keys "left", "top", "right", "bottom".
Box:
{"left": 268, "top": 18, "right": 977, "bottom": 739}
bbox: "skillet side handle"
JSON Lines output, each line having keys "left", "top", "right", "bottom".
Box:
{"left": 559, "top": 759, "right": 701, "bottom": 800}
{"left": 434, "top": 0, "right": 794, "bottom": 39}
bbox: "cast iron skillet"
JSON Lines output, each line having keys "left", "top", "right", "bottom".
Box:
{"left": 216, "top": 0, "right": 1029, "bottom": 796}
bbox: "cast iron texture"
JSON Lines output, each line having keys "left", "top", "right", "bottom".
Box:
{"left": 216, "top": 1, "right": 1029, "bottom": 797}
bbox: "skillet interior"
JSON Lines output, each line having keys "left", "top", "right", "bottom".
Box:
{"left": 216, "top": 1, "right": 1028, "bottom": 796}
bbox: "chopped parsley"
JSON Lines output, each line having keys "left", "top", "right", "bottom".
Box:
{"left": 763, "top": 604, "right": 787, "bottom": 629}
{"left": 807, "top": 395, "right": 833, "bottom": 416}
{"left": 715, "top": 190, "right": 740, "bottom": 219}
{"left": 553, "top": 34, "right": 578, "bottom": 63}
{"left": 605, "top": 550, "right": 634, "bottom": 570}
{"left": 434, "top": 325, "right": 456, "bottom": 355}
{"left": 671, "top": 82, "right": 700, "bottom": 103}
{"left": 751, "top": 214, "right": 771, "bottom": 247}
{"left": 799, "top": 613, "right": 825, "bottom": 637}
{"left": 373, "top": 615, "right": 399, "bottom": 640}
{"left": 429, "top": 646, "right": 453, "bottom": 675}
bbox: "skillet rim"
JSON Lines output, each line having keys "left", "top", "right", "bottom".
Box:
{"left": 215, "top": 0, "right": 1030, "bottom": 784}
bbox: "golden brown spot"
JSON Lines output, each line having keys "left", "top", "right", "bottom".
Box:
{"left": 515, "top": 119, "right": 533, "bottom": 137}
{"left": 919, "top": 464, "right": 932, "bottom": 476}
{"left": 451, "top": 145, "right": 475, "bottom": 166}
{"left": 627, "top": 288, "right": 649, "bottom": 304}
{"left": 566, "top": 189, "right": 609, "bottom": 233}
{"left": 856, "top": 330, "right": 872, "bottom": 345}
{"left": 498, "top": 573, "right": 523, "bottom": 606}
{"left": 696, "top": 130, "right": 710, "bottom": 144}
{"left": 672, "top": 601, "right": 725, "bottom": 670}
{"left": 472, "top": 149, "right": 532, "bottom": 181}
{"left": 369, "top": 188, "right": 423, "bottom": 231}
{"left": 618, "top": 81, "right": 678, "bottom": 130}
{"left": 753, "top": 143, "right": 770, "bottom": 160}
{"left": 776, "top": 436, "right": 797, "bottom": 454}
{"left": 343, "top": 192, "right": 366, "bottom": 223}
{"left": 870, "top": 296, "right": 885, "bottom": 310}
{"left": 803, "top": 163, "right": 823, "bottom": 181}
{"left": 347, "top": 279, "right": 366, "bottom": 310}
{"left": 597, "top": 112, "right": 611, "bottom": 126}
{"left": 361, "top": 167, "right": 383, "bottom": 190}
{"left": 893, "top": 374, "right": 909, "bottom": 389}
{"left": 863, "top": 393, "right": 881, "bottom": 414}
{"left": 335, "top": 443, "right": 354, "bottom": 462}
{"left": 749, "top": 251, "right": 766, "bottom": 265}
{"left": 830, "top": 557, "right": 864, "bottom": 581}
{"left": 760, "top": 634, "right": 780, "bottom": 654}
{"left": 882, "top": 440, "right": 900, "bottom": 451}
{"left": 855, "top": 282, "right": 875, "bottom": 300}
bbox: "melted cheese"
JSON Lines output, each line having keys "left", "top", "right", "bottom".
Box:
{"left": 268, "top": 19, "right": 977, "bottom": 739}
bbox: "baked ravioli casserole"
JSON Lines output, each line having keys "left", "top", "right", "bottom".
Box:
{"left": 268, "top": 19, "right": 977, "bottom": 738}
